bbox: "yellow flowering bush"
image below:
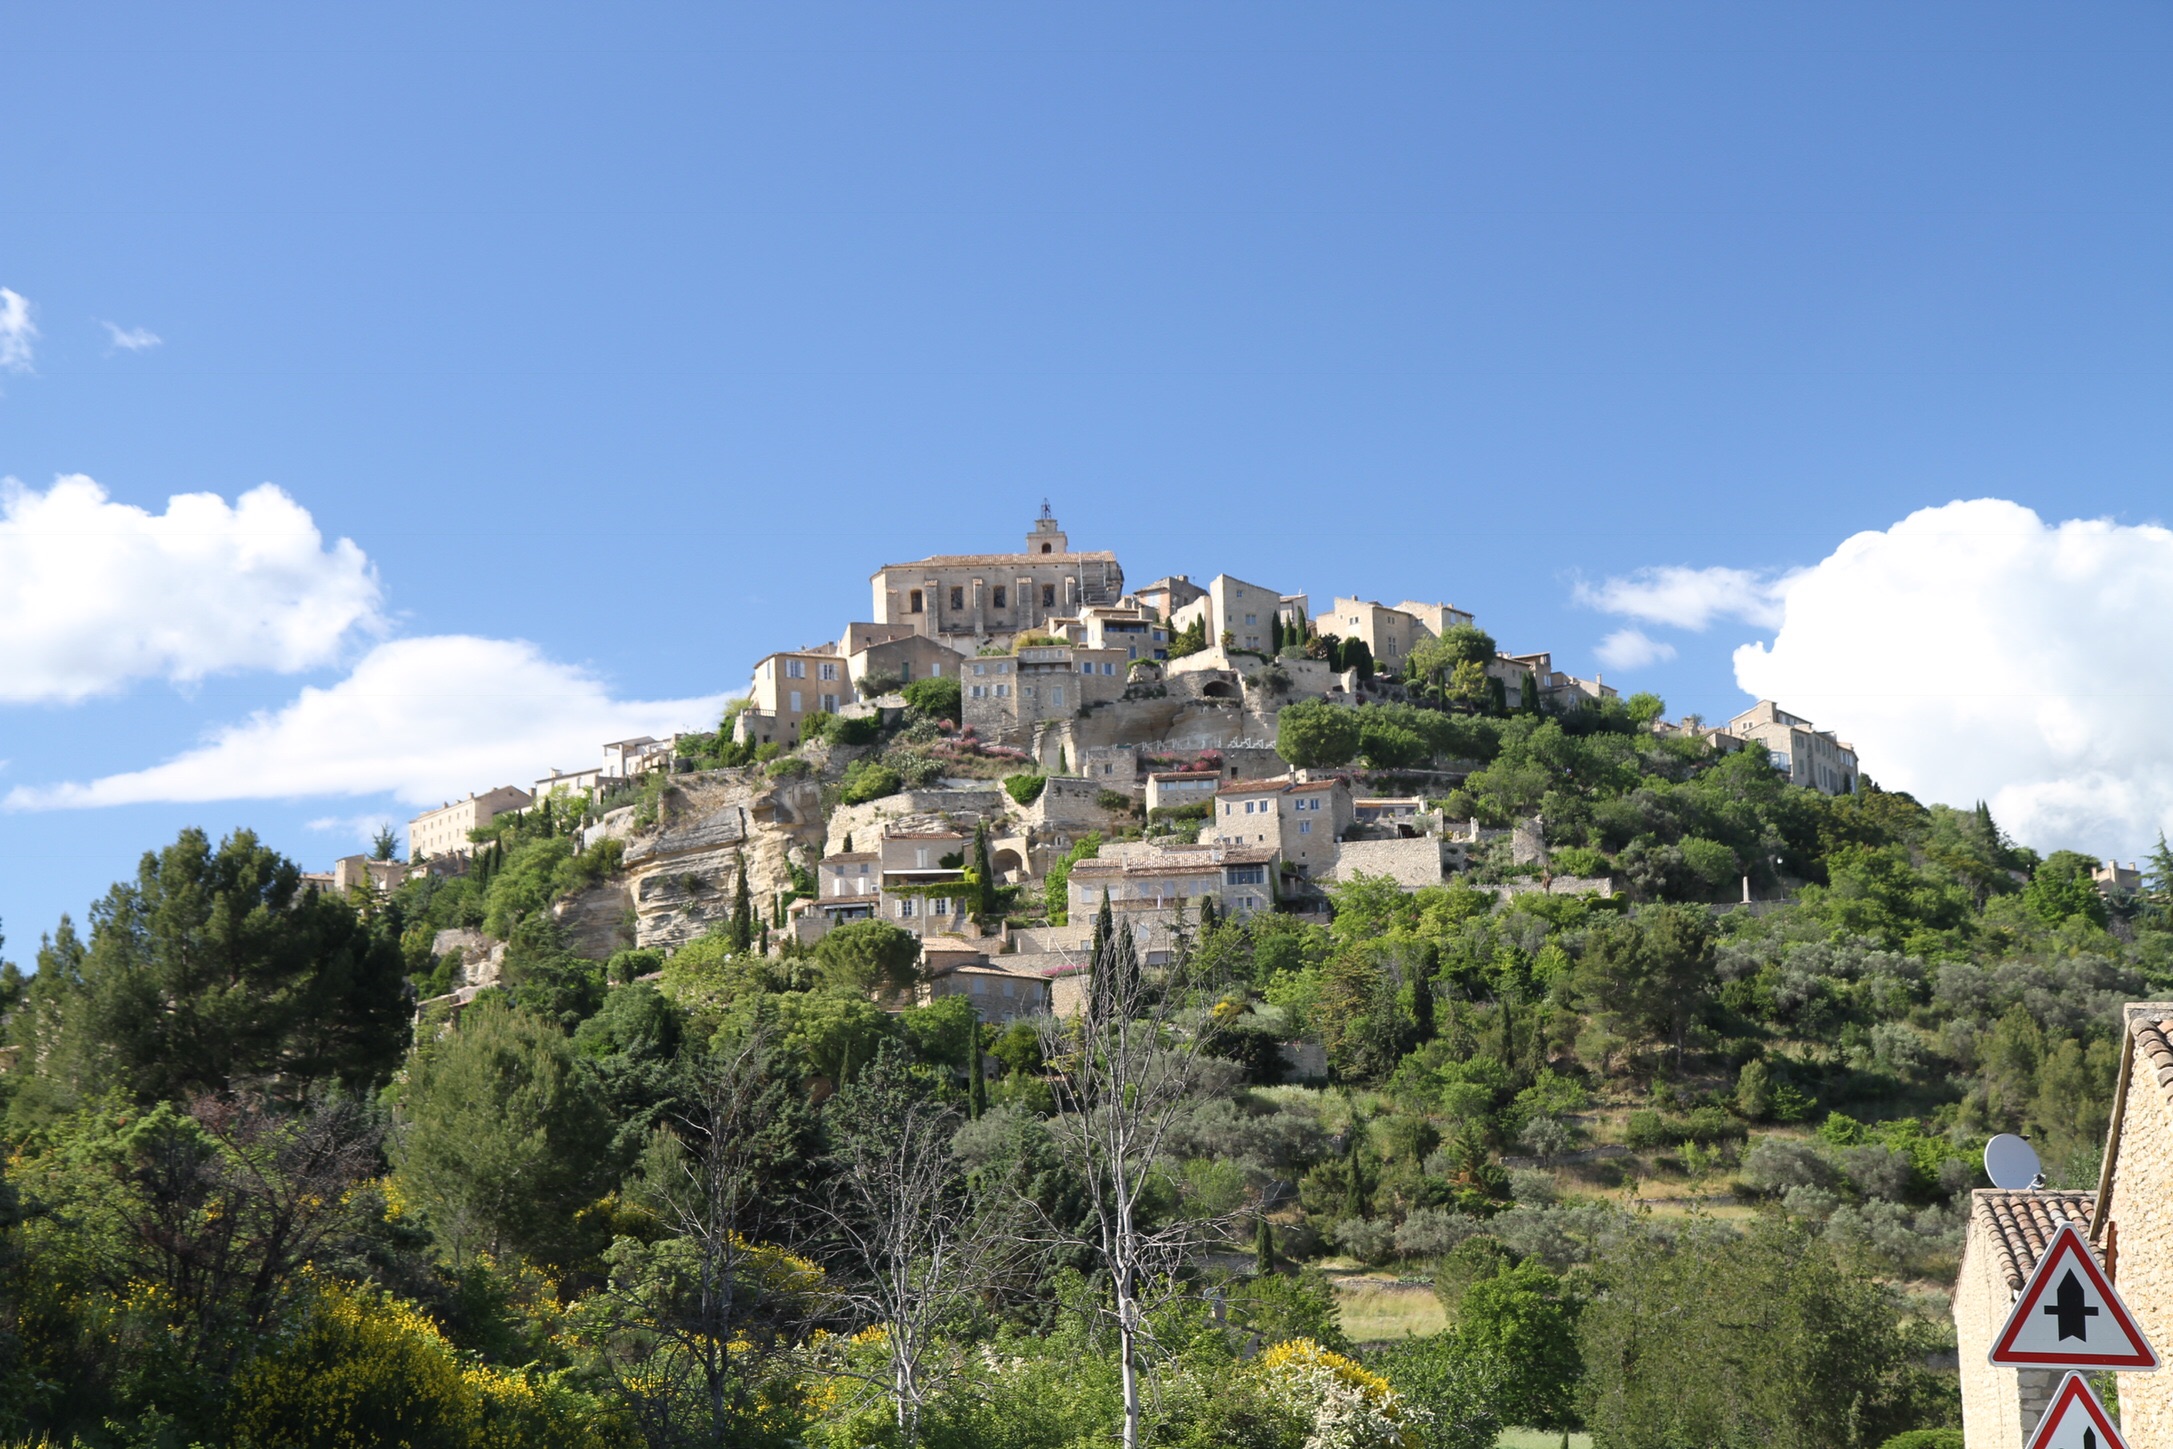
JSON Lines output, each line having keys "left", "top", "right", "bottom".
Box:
{"left": 1252, "top": 1339, "right": 1423, "bottom": 1449}
{"left": 224, "top": 1282, "right": 623, "bottom": 1449}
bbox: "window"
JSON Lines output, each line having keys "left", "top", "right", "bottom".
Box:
{"left": 789, "top": 690, "right": 802, "bottom": 712}
{"left": 1127, "top": 646, "right": 1137, "bottom": 660}
{"left": 931, "top": 662, "right": 942, "bottom": 675}
{"left": 970, "top": 685, "right": 985, "bottom": 698}
{"left": 1052, "top": 687, "right": 1064, "bottom": 706}
{"left": 993, "top": 586, "right": 1007, "bottom": 609}
{"left": 974, "top": 663, "right": 986, "bottom": 676}
{"left": 1298, "top": 820, "right": 1311, "bottom": 835}
{"left": 1043, "top": 584, "right": 1056, "bottom": 607}
{"left": 996, "top": 684, "right": 1009, "bottom": 698}
{"left": 950, "top": 586, "right": 965, "bottom": 611}
{"left": 898, "top": 898, "right": 916, "bottom": 918}
{"left": 933, "top": 897, "right": 950, "bottom": 916}
{"left": 1245, "top": 613, "right": 1257, "bottom": 626}
{"left": 1244, "top": 801, "right": 1256, "bottom": 814}
{"left": 908, "top": 589, "right": 923, "bottom": 613}
{"left": 1227, "top": 865, "right": 1266, "bottom": 885}
{"left": 786, "top": 659, "right": 805, "bottom": 679}
{"left": 1081, "top": 662, "right": 1093, "bottom": 674}
{"left": 900, "top": 661, "right": 914, "bottom": 682}
{"left": 1104, "top": 662, "right": 1115, "bottom": 674}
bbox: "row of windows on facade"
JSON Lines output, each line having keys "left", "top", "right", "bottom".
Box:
{"left": 1224, "top": 797, "right": 1326, "bottom": 814}
{"left": 785, "top": 692, "right": 842, "bottom": 714}
{"left": 774, "top": 657, "right": 946, "bottom": 683}
{"left": 906, "top": 583, "right": 1062, "bottom": 613}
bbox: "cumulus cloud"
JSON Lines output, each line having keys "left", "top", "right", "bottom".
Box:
{"left": 0, "top": 288, "right": 36, "bottom": 372}
{"left": 5, "top": 636, "right": 728, "bottom": 811}
{"left": 1733, "top": 498, "right": 2173, "bottom": 855}
{"left": 0, "top": 474, "right": 383, "bottom": 703}
{"left": 102, "top": 321, "right": 162, "bottom": 353}
{"left": 1594, "top": 628, "right": 1678, "bottom": 671}
{"left": 1576, "top": 564, "right": 1787, "bottom": 631}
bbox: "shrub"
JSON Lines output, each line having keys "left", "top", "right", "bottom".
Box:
{"left": 901, "top": 675, "right": 961, "bottom": 722}
{"left": 840, "top": 760, "right": 902, "bottom": 804}
{"left": 1004, "top": 773, "right": 1047, "bottom": 805}
{"left": 1096, "top": 788, "right": 1133, "bottom": 812}
{"left": 1551, "top": 844, "right": 1607, "bottom": 877}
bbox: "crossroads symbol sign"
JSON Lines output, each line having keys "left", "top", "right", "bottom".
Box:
{"left": 1990, "top": 1221, "right": 2159, "bottom": 1371}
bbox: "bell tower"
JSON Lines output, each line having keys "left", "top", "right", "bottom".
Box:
{"left": 1026, "top": 499, "right": 1068, "bottom": 555}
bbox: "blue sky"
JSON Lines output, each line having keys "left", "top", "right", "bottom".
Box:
{"left": 6, "top": 3, "right": 2173, "bottom": 953}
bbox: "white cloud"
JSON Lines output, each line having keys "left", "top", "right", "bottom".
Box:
{"left": 5, "top": 635, "right": 728, "bottom": 811}
{"left": 1594, "top": 628, "right": 1678, "bottom": 672}
{"left": 1576, "top": 564, "right": 1787, "bottom": 631}
{"left": 0, "top": 474, "right": 383, "bottom": 703}
{"left": 102, "top": 321, "right": 162, "bottom": 353}
{"left": 0, "top": 288, "right": 36, "bottom": 372}
{"left": 1733, "top": 497, "right": 2173, "bottom": 856}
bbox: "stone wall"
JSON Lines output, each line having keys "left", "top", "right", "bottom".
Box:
{"left": 2099, "top": 1011, "right": 2173, "bottom": 1445}
{"left": 1319, "top": 837, "right": 1447, "bottom": 890}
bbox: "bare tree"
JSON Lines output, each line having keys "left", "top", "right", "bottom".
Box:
{"left": 815, "top": 1042, "right": 1030, "bottom": 1445}
{"left": 574, "top": 1027, "right": 820, "bottom": 1449}
{"left": 1033, "top": 899, "right": 1248, "bottom": 1449}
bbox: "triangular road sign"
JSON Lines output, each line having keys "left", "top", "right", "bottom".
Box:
{"left": 2025, "top": 1371, "right": 2130, "bottom": 1449}
{"left": 1991, "top": 1221, "right": 2159, "bottom": 1370}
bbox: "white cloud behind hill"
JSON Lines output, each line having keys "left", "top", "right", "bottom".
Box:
{"left": 1733, "top": 498, "right": 2173, "bottom": 857}
{"left": 6, "top": 636, "right": 729, "bottom": 811}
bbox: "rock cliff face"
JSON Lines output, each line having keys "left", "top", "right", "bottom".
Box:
{"left": 620, "top": 773, "right": 828, "bottom": 951}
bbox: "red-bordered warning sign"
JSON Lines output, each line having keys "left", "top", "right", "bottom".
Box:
{"left": 1991, "top": 1220, "right": 2159, "bottom": 1370}
{"left": 2025, "top": 1371, "right": 2130, "bottom": 1449}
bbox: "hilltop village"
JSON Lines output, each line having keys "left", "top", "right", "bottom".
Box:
{"left": 362, "top": 507, "right": 1866, "bottom": 1018}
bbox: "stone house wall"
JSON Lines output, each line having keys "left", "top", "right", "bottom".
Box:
{"left": 2093, "top": 1007, "right": 2173, "bottom": 1446}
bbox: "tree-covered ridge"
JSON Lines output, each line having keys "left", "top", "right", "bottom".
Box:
{"left": 0, "top": 696, "right": 2164, "bottom": 1446}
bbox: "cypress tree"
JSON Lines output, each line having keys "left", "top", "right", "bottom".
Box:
{"left": 973, "top": 821, "right": 996, "bottom": 920}
{"left": 1255, "top": 1214, "right": 1277, "bottom": 1273}
{"left": 1343, "top": 1126, "right": 1368, "bottom": 1219}
{"left": 759, "top": 920, "right": 770, "bottom": 956}
{"left": 730, "top": 852, "right": 754, "bottom": 951}
{"left": 1089, "top": 891, "right": 1116, "bottom": 1022}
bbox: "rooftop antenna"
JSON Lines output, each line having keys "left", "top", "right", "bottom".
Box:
{"left": 1985, "top": 1133, "right": 2046, "bottom": 1192}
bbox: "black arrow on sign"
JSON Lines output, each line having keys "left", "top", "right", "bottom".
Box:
{"left": 2045, "top": 1270, "right": 2100, "bottom": 1342}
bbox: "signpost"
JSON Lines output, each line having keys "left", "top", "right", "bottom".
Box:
{"left": 2024, "top": 1372, "right": 2131, "bottom": 1449}
{"left": 1990, "top": 1221, "right": 2159, "bottom": 1371}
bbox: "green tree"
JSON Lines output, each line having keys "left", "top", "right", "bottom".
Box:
{"left": 1571, "top": 905, "right": 1714, "bottom": 1070}
{"left": 391, "top": 998, "right": 617, "bottom": 1270}
{"left": 1455, "top": 1260, "right": 1581, "bottom": 1430}
{"left": 1624, "top": 691, "right": 1665, "bottom": 727}
{"left": 2021, "top": 850, "right": 2109, "bottom": 928}
{"left": 369, "top": 824, "right": 400, "bottom": 862}
{"left": 1580, "top": 1219, "right": 1938, "bottom": 1449}
{"left": 9, "top": 828, "right": 407, "bottom": 1116}
{"left": 1276, "top": 699, "right": 1362, "bottom": 769}
{"left": 730, "top": 853, "right": 756, "bottom": 951}
{"left": 812, "top": 919, "right": 922, "bottom": 1000}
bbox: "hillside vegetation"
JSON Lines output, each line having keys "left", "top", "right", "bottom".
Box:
{"left": 0, "top": 692, "right": 2160, "bottom": 1448}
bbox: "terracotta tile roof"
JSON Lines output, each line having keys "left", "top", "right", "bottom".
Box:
{"left": 874, "top": 552, "right": 1120, "bottom": 571}
{"left": 821, "top": 852, "right": 877, "bottom": 864}
{"left": 1974, "top": 1190, "right": 2099, "bottom": 1292}
{"left": 2129, "top": 1012, "right": 2173, "bottom": 1111}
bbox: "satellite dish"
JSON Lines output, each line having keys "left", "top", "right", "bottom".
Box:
{"left": 1986, "top": 1134, "right": 2044, "bottom": 1191}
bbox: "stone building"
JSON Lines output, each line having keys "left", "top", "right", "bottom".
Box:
{"left": 1145, "top": 770, "right": 1221, "bottom": 814}
{"left": 738, "top": 647, "right": 854, "bottom": 746}
{"left": 1067, "top": 841, "right": 1280, "bottom": 929}
{"left": 960, "top": 642, "right": 1130, "bottom": 745}
{"left": 1728, "top": 700, "right": 1860, "bottom": 795}
{"left": 2089, "top": 1002, "right": 2173, "bottom": 1445}
{"left": 867, "top": 506, "right": 1124, "bottom": 649}
{"left": 1132, "top": 574, "right": 1206, "bottom": 623}
{"left": 1205, "top": 776, "right": 1354, "bottom": 878}
{"left": 1171, "top": 574, "right": 1304, "bottom": 656}
{"left": 1316, "top": 596, "right": 1465, "bottom": 673}
{"left": 409, "top": 785, "right": 533, "bottom": 862}
{"left": 1956, "top": 1189, "right": 2102, "bottom": 1449}
{"left": 845, "top": 632, "right": 964, "bottom": 695}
